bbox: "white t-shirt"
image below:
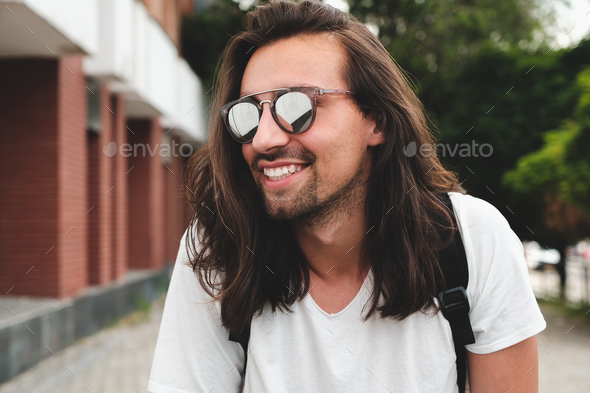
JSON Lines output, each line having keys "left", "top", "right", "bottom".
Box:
{"left": 148, "top": 192, "right": 546, "bottom": 393}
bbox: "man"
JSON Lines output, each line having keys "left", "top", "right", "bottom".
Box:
{"left": 148, "top": 1, "right": 546, "bottom": 392}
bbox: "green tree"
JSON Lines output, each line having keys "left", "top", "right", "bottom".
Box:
{"left": 348, "top": 0, "right": 557, "bottom": 115}
{"left": 436, "top": 40, "right": 589, "bottom": 229}
{"left": 504, "top": 66, "right": 590, "bottom": 297}
{"left": 181, "top": 0, "right": 253, "bottom": 89}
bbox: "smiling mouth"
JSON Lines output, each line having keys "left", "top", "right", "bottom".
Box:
{"left": 263, "top": 164, "right": 310, "bottom": 181}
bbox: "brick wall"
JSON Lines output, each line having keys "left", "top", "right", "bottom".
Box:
{"left": 180, "top": 0, "right": 194, "bottom": 15}
{"left": 0, "top": 58, "right": 189, "bottom": 298}
{"left": 164, "top": 137, "right": 187, "bottom": 263}
{"left": 127, "top": 119, "right": 165, "bottom": 269}
{"left": 111, "top": 94, "right": 128, "bottom": 280}
{"left": 56, "top": 56, "right": 88, "bottom": 298}
{"left": 140, "top": 0, "right": 182, "bottom": 47}
{"left": 0, "top": 56, "right": 88, "bottom": 298}
{"left": 87, "top": 84, "right": 114, "bottom": 285}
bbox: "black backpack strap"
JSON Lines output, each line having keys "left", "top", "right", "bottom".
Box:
{"left": 229, "top": 322, "right": 251, "bottom": 371}
{"left": 435, "top": 192, "right": 476, "bottom": 393}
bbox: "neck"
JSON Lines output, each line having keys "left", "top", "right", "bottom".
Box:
{"left": 292, "top": 193, "right": 370, "bottom": 285}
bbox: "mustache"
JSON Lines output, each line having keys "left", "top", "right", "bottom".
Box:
{"left": 251, "top": 147, "right": 316, "bottom": 171}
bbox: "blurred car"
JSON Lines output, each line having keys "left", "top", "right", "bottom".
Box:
{"left": 523, "top": 241, "right": 560, "bottom": 270}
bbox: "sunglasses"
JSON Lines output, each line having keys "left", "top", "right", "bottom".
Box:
{"left": 220, "top": 86, "right": 353, "bottom": 143}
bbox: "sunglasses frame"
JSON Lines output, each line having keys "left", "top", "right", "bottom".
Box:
{"left": 220, "top": 86, "right": 353, "bottom": 143}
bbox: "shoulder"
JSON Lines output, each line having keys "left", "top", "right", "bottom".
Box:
{"left": 447, "top": 191, "right": 521, "bottom": 259}
{"left": 149, "top": 227, "right": 244, "bottom": 392}
{"left": 448, "top": 192, "right": 511, "bottom": 234}
{"left": 173, "top": 227, "right": 225, "bottom": 306}
{"left": 446, "top": 191, "right": 521, "bottom": 292}
{"left": 446, "top": 192, "right": 546, "bottom": 354}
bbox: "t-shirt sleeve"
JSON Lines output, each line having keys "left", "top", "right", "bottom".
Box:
{"left": 449, "top": 193, "right": 547, "bottom": 355}
{"left": 148, "top": 228, "right": 245, "bottom": 393}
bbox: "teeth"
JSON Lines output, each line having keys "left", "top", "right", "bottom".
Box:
{"left": 263, "top": 164, "right": 304, "bottom": 180}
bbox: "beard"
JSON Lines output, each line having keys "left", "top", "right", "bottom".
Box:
{"left": 255, "top": 160, "right": 369, "bottom": 229}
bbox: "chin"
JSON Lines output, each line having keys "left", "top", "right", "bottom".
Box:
{"left": 263, "top": 199, "right": 300, "bottom": 221}
{"left": 265, "top": 209, "right": 295, "bottom": 221}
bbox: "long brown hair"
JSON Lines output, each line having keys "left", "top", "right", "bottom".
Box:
{"left": 183, "top": 0, "right": 465, "bottom": 334}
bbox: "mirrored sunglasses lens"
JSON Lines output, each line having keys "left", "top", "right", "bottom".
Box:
{"left": 228, "top": 102, "right": 259, "bottom": 141}
{"left": 275, "top": 92, "right": 313, "bottom": 133}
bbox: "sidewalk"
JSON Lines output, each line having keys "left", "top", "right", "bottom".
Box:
{"left": 537, "top": 302, "right": 590, "bottom": 392}
{"left": 0, "top": 267, "right": 170, "bottom": 384}
{"left": 1, "top": 291, "right": 589, "bottom": 392}
{"left": 0, "top": 295, "right": 166, "bottom": 393}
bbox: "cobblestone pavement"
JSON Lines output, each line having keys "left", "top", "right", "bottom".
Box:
{"left": 1, "top": 291, "right": 589, "bottom": 392}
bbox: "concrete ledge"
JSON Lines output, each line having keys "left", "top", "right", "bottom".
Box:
{"left": 0, "top": 265, "right": 172, "bottom": 384}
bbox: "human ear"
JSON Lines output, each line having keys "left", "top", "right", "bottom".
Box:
{"left": 367, "top": 111, "right": 386, "bottom": 146}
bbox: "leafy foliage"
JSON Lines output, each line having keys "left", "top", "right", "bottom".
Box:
{"left": 348, "top": 0, "right": 555, "bottom": 109}
{"left": 435, "top": 41, "right": 590, "bottom": 243}
{"left": 181, "top": 0, "right": 252, "bottom": 89}
{"left": 504, "top": 66, "right": 590, "bottom": 240}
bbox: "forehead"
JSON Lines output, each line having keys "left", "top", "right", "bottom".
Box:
{"left": 240, "top": 34, "right": 348, "bottom": 97}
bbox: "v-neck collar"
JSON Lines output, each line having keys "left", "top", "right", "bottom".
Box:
{"left": 305, "top": 267, "right": 373, "bottom": 318}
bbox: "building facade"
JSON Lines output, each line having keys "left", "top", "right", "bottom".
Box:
{"left": 0, "top": 0, "right": 206, "bottom": 299}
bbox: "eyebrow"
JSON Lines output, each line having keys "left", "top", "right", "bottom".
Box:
{"left": 240, "top": 83, "right": 317, "bottom": 98}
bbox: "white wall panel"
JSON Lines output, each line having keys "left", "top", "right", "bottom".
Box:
{"left": 24, "top": 0, "right": 98, "bottom": 54}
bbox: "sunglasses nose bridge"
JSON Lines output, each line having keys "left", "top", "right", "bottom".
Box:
{"left": 259, "top": 99, "right": 273, "bottom": 106}
{"left": 258, "top": 99, "right": 273, "bottom": 116}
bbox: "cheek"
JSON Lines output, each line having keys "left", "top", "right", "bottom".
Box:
{"left": 242, "top": 144, "right": 255, "bottom": 167}
{"left": 307, "top": 118, "right": 367, "bottom": 176}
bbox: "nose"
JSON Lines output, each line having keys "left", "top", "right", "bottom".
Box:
{"left": 251, "top": 101, "right": 290, "bottom": 153}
